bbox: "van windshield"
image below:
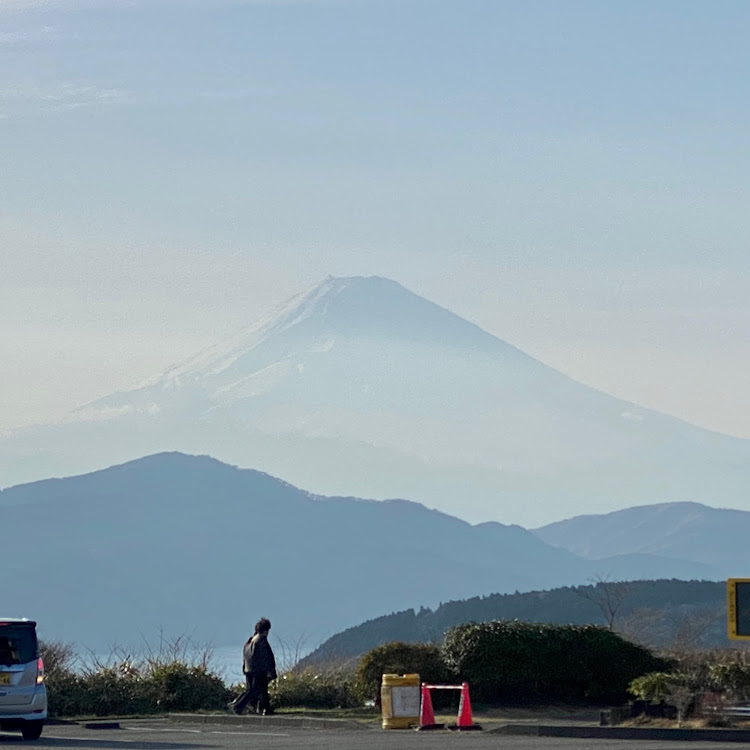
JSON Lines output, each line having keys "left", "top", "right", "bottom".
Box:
{"left": 0, "top": 625, "right": 38, "bottom": 665}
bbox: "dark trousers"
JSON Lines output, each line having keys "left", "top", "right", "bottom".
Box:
{"left": 234, "top": 672, "right": 270, "bottom": 714}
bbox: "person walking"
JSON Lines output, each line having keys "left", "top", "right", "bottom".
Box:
{"left": 231, "top": 618, "right": 277, "bottom": 715}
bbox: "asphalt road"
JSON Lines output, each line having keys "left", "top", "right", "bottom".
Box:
{"left": 2, "top": 718, "right": 749, "bottom": 750}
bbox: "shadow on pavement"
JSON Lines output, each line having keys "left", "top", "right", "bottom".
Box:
{"left": 0, "top": 735, "right": 201, "bottom": 749}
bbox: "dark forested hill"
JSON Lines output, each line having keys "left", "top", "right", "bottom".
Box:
{"left": 298, "top": 579, "right": 727, "bottom": 666}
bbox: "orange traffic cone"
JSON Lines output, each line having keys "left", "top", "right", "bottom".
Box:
{"left": 416, "top": 685, "right": 444, "bottom": 730}
{"left": 453, "top": 683, "right": 481, "bottom": 731}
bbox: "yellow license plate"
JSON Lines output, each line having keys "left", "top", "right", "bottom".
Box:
{"left": 0, "top": 673, "right": 11, "bottom": 685}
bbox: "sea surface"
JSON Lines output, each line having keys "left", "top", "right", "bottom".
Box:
{"left": 207, "top": 645, "right": 244, "bottom": 683}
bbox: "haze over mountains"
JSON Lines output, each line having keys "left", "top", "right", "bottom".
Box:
{"left": 2, "top": 275, "right": 749, "bottom": 526}
{"left": 534, "top": 502, "right": 750, "bottom": 574}
{"left": 0, "top": 453, "right": 723, "bottom": 650}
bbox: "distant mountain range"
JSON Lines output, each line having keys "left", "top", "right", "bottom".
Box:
{"left": 533, "top": 502, "right": 750, "bottom": 575}
{"left": 0, "top": 453, "right": 723, "bottom": 650}
{"left": 2, "top": 275, "right": 750, "bottom": 526}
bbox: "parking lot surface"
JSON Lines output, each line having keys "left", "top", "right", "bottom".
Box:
{"left": 2, "top": 718, "right": 750, "bottom": 750}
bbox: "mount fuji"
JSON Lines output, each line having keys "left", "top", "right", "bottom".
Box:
{"left": 3, "top": 275, "right": 749, "bottom": 526}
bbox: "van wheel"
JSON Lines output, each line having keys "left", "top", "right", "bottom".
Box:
{"left": 21, "top": 721, "right": 44, "bottom": 740}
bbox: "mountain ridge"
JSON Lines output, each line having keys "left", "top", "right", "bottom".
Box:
{"left": 2, "top": 275, "right": 749, "bottom": 526}
{"left": 533, "top": 502, "right": 750, "bottom": 569}
{"left": 2, "top": 452, "right": 721, "bottom": 648}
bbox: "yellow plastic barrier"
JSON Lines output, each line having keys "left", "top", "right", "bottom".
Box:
{"left": 380, "top": 673, "right": 421, "bottom": 729}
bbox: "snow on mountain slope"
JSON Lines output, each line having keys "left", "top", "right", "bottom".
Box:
{"left": 2, "top": 275, "right": 750, "bottom": 526}
{"left": 75, "top": 275, "right": 541, "bottom": 416}
{"left": 71, "top": 275, "right": 691, "bottom": 465}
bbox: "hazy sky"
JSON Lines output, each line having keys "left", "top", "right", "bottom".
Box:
{"left": 2, "top": 0, "right": 749, "bottom": 440}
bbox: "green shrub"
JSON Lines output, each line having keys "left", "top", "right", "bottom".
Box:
{"left": 628, "top": 671, "right": 697, "bottom": 726}
{"left": 40, "top": 639, "right": 231, "bottom": 717}
{"left": 80, "top": 663, "right": 153, "bottom": 716}
{"left": 443, "top": 620, "right": 668, "bottom": 704}
{"left": 44, "top": 669, "right": 92, "bottom": 718}
{"left": 709, "top": 661, "right": 750, "bottom": 701}
{"left": 269, "top": 667, "right": 359, "bottom": 709}
{"left": 629, "top": 672, "right": 675, "bottom": 703}
{"left": 40, "top": 640, "right": 82, "bottom": 717}
{"left": 355, "top": 642, "right": 453, "bottom": 704}
{"left": 629, "top": 652, "right": 750, "bottom": 724}
{"left": 145, "top": 662, "right": 230, "bottom": 711}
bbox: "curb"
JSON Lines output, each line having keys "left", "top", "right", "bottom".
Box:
{"left": 168, "top": 713, "right": 369, "bottom": 732}
{"left": 488, "top": 724, "right": 750, "bottom": 743}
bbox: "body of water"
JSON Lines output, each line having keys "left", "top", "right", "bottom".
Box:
{"left": 209, "top": 645, "right": 243, "bottom": 684}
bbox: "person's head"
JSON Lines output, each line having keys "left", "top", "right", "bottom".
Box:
{"left": 254, "top": 617, "right": 271, "bottom": 635}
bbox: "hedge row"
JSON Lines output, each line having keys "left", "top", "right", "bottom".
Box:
{"left": 43, "top": 650, "right": 231, "bottom": 717}
{"left": 270, "top": 668, "right": 359, "bottom": 709}
{"left": 41, "top": 621, "right": 670, "bottom": 716}
{"left": 354, "top": 622, "right": 668, "bottom": 705}
{"left": 443, "top": 621, "right": 670, "bottom": 703}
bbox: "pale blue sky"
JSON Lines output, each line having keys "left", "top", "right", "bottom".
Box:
{"left": 1, "top": 0, "right": 749, "bottom": 438}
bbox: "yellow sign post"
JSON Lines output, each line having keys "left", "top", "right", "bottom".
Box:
{"left": 727, "top": 579, "right": 750, "bottom": 640}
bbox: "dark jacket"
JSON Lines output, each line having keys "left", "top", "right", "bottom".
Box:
{"left": 243, "top": 633, "right": 277, "bottom": 678}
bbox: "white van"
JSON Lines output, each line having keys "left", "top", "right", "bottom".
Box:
{"left": 0, "top": 619, "right": 47, "bottom": 740}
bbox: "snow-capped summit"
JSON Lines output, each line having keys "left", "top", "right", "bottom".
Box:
{"left": 152, "top": 274, "right": 526, "bottom": 384}
{"left": 2, "top": 276, "right": 750, "bottom": 526}
{"left": 77, "top": 274, "right": 540, "bottom": 420}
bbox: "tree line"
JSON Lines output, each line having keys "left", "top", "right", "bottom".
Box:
{"left": 300, "top": 579, "right": 726, "bottom": 666}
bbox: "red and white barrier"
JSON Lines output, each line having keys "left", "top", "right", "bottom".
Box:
{"left": 417, "top": 682, "right": 482, "bottom": 731}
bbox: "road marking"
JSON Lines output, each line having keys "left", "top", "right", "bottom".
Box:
{"left": 125, "top": 727, "right": 201, "bottom": 733}
{"left": 124, "top": 726, "right": 290, "bottom": 738}
{"left": 209, "top": 731, "right": 290, "bottom": 737}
